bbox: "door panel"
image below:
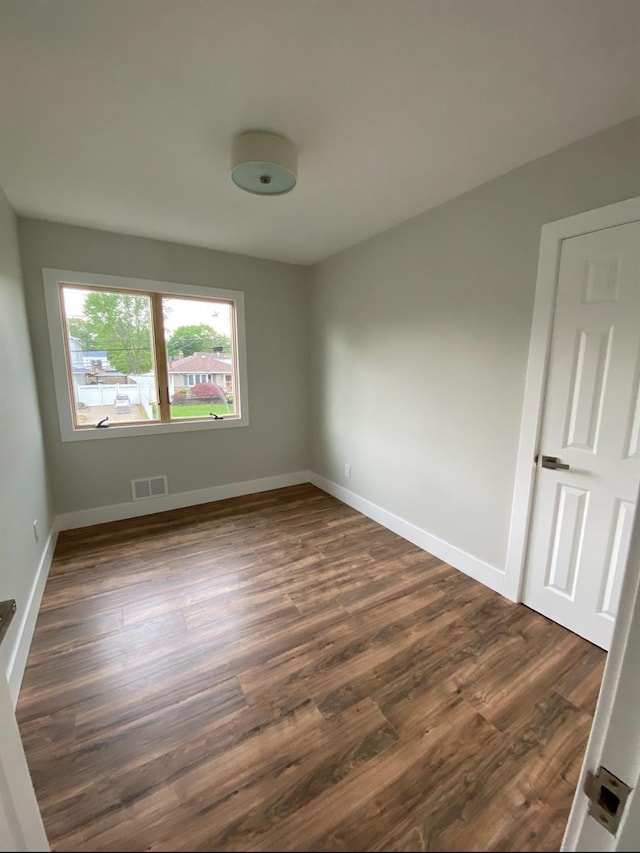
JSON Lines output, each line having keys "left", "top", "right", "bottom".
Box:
{"left": 598, "top": 498, "right": 634, "bottom": 617}
{"left": 523, "top": 221, "right": 640, "bottom": 649}
{"left": 564, "top": 326, "right": 612, "bottom": 451}
{"left": 545, "top": 482, "right": 587, "bottom": 597}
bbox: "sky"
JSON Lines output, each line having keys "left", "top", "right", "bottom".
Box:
{"left": 61, "top": 286, "right": 232, "bottom": 337}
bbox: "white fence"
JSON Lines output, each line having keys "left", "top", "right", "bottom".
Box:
{"left": 75, "top": 383, "right": 142, "bottom": 407}
{"left": 129, "top": 375, "right": 157, "bottom": 419}
{"left": 75, "top": 377, "right": 159, "bottom": 420}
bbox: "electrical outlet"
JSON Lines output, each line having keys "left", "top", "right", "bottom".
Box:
{"left": 344, "top": 463, "right": 351, "bottom": 478}
{"left": 33, "top": 519, "right": 39, "bottom": 543}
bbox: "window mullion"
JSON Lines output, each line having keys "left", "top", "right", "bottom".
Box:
{"left": 151, "top": 294, "right": 171, "bottom": 422}
{"left": 230, "top": 302, "right": 239, "bottom": 416}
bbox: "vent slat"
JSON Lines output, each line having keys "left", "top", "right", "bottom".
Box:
{"left": 131, "top": 476, "right": 168, "bottom": 501}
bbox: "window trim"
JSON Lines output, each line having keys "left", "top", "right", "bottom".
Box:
{"left": 43, "top": 268, "right": 249, "bottom": 442}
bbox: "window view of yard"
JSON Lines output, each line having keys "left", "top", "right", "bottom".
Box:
{"left": 60, "top": 285, "right": 238, "bottom": 429}
{"left": 149, "top": 402, "right": 233, "bottom": 419}
{"left": 171, "top": 402, "right": 233, "bottom": 419}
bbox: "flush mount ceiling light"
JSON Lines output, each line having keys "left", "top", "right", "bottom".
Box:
{"left": 230, "top": 131, "right": 297, "bottom": 196}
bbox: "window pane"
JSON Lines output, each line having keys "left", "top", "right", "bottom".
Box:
{"left": 60, "top": 286, "right": 158, "bottom": 427}
{"left": 162, "top": 296, "right": 237, "bottom": 420}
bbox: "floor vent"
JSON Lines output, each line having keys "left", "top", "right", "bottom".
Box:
{"left": 131, "top": 475, "right": 168, "bottom": 501}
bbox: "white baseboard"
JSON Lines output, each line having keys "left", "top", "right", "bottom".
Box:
{"left": 7, "top": 526, "right": 58, "bottom": 706}
{"left": 57, "top": 470, "right": 313, "bottom": 531}
{"left": 309, "top": 473, "right": 505, "bottom": 596}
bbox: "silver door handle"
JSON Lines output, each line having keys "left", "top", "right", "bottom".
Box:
{"left": 541, "top": 455, "right": 570, "bottom": 470}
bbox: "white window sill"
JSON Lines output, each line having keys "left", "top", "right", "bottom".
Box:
{"left": 60, "top": 415, "right": 248, "bottom": 442}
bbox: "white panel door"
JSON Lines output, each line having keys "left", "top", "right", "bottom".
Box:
{"left": 523, "top": 221, "right": 640, "bottom": 650}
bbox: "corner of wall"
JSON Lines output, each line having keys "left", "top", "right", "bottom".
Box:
{"left": 308, "top": 471, "right": 506, "bottom": 596}
{"left": 6, "top": 525, "right": 58, "bottom": 707}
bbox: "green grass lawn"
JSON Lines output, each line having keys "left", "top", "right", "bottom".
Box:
{"left": 171, "top": 403, "right": 234, "bottom": 419}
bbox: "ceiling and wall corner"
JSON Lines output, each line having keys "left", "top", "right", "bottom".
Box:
{"left": 0, "top": 0, "right": 637, "bottom": 590}
{"left": 0, "top": 4, "right": 639, "bottom": 849}
{"left": 308, "top": 117, "right": 640, "bottom": 575}
{"left": 0, "top": 0, "right": 638, "bottom": 266}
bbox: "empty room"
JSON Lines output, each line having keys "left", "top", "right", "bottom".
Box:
{"left": 1, "top": 1, "right": 640, "bottom": 851}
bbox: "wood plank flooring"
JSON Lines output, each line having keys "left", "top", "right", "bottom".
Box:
{"left": 16, "top": 484, "right": 606, "bottom": 852}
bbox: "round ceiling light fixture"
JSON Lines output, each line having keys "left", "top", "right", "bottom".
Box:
{"left": 230, "top": 131, "right": 297, "bottom": 196}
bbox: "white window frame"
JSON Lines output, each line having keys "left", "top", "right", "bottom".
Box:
{"left": 43, "top": 268, "right": 249, "bottom": 442}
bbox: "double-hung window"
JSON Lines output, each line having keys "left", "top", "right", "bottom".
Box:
{"left": 43, "top": 269, "right": 248, "bottom": 441}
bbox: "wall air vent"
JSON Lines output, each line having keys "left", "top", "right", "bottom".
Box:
{"left": 131, "top": 475, "right": 168, "bottom": 501}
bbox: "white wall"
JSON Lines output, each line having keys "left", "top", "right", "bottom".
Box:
{"left": 8, "top": 117, "right": 640, "bottom": 605}
{"left": 309, "top": 117, "right": 640, "bottom": 576}
{"left": 17, "top": 220, "right": 310, "bottom": 515}
{"left": 0, "top": 186, "right": 54, "bottom": 696}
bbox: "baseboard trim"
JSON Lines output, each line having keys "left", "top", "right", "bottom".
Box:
{"left": 7, "top": 525, "right": 58, "bottom": 706}
{"left": 309, "top": 473, "right": 505, "bottom": 595}
{"left": 57, "top": 470, "right": 313, "bottom": 531}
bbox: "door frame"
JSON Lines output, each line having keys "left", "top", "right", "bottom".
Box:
{"left": 0, "top": 670, "right": 49, "bottom": 851}
{"left": 562, "top": 489, "right": 640, "bottom": 849}
{"left": 504, "top": 195, "right": 640, "bottom": 602}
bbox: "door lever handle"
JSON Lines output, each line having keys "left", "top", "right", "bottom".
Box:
{"left": 540, "top": 455, "right": 570, "bottom": 470}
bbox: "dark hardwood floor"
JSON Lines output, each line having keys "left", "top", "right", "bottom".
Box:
{"left": 16, "top": 484, "right": 606, "bottom": 852}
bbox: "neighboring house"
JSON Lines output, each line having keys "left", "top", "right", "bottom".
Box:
{"left": 68, "top": 335, "right": 86, "bottom": 385}
{"left": 81, "top": 349, "right": 132, "bottom": 385}
{"left": 66, "top": 343, "right": 127, "bottom": 386}
{"left": 168, "top": 352, "right": 233, "bottom": 395}
{"left": 87, "top": 370, "right": 133, "bottom": 385}
{"left": 81, "top": 350, "right": 112, "bottom": 371}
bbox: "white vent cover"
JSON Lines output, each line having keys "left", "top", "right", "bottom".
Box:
{"left": 131, "top": 475, "right": 168, "bottom": 501}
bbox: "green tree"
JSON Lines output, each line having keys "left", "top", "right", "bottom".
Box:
{"left": 167, "top": 324, "right": 231, "bottom": 359}
{"left": 82, "top": 291, "right": 153, "bottom": 375}
{"left": 67, "top": 316, "right": 101, "bottom": 351}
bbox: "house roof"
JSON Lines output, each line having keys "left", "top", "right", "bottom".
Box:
{"left": 169, "top": 353, "right": 233, "bottom": 373}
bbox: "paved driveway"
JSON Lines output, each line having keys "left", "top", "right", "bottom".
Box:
{"left": 76, "top": 404, "right": 148, "bottom": 425}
